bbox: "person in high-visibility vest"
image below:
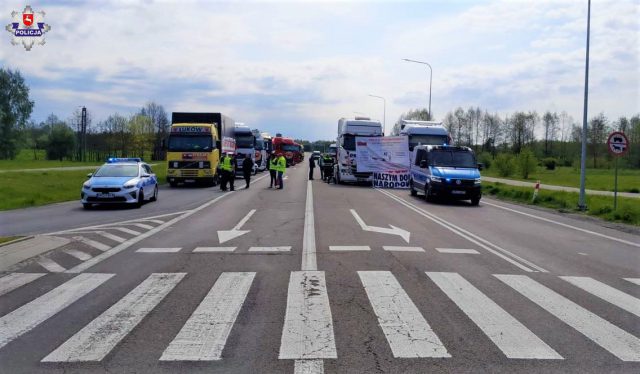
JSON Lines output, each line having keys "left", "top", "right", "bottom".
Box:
{"left": 268, "top": 151, "right": 278, "bottom": 188}
{"left": 220, "top": 152, "right": 235, "bottom": 191}
{"left": 276, "top": 153, "right": 286, "bottom": 190}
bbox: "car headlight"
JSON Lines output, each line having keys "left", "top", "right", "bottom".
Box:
{"left": 474, "top": 178, "right": 482, "bottom": 185}
{"left": 123, "top": 182, "right": 137, "bottom": 189}
{"left": 430, "top": 176, "right": 442, "bottom": 183}
{"left": 83, "top": 182, "right": 91, "bottom": 189}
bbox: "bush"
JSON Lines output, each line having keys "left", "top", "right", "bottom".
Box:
{"left": 516, "top": 149, "right": 538, "bottom": 179}
{"left": 494, "top": 153, "right": 516, "bottom": 177}
{"left": 477, "top": 152, "right": 492, "bottom": 169}
{"left": 542, "top": 157, "right": 557, "bottom": 170}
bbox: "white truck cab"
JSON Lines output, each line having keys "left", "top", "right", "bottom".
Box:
{"left": 335, "top": 117, "right": 383, "bottom": 184}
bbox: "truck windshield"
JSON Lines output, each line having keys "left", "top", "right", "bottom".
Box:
{"left": 168, "top": 135, "right": 213, "bottom": 151}
{"left": 429, "top": 150, "right": 476, "bottom": 168}
{"left": 236, "top": 135, "right": 254, "bottom": 148}
{"left": 343, "top": 135, "right": 356, "bottom": 151}
{"left": 282, "top": 144, "right": 298, "bottom": 152}
{"left": 255, "top": 139, "right": 264, "bottom": 150}
{"left": 409, "top": 135, "right": 448, "bottom": 149}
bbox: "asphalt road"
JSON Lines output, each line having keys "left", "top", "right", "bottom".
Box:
{"left": 0, "top": 164, "right": 639, "bottom": 373}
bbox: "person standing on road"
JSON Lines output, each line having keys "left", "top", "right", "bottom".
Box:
{"left": 268, "top": 152, "right": 278, "bottom": 188}
{"left": 219, "top": 152, "right": 232, "bottom": 191}
{"left": 308, "top": 155, "right": 316, "bottom": 180}
{"left": 318, "top": 154, "right": 325, "bottom": 180}
{"left": 277, "top": 153, "right": 286, "bottom": 189}
{"left": 242, "top": 156, "right": 254, "bottom": 189}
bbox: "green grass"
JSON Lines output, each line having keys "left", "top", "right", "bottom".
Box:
{"left": 482, "top": 166, "right": 640, "bottom": 193}
{"left": 0, "top": 150, "right": 101, "bottom": 170}
{"left": 483, "top": 182, "right": 640, "bottom": 226}
{"left": 0, "top": 167, "right": 167, "bottom": 211}
{"left": 0, "top": 236, "right": 23, "bottom": 245}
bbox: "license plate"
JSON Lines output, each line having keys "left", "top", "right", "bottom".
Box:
{"left": 451, "top": 190, "right": 466, "bottom": 195}
{"left": 97, "top": 193, "right": 114, "bottom": 198}
{"left": 185, "top": 179, "right": 195, "bottom": 183}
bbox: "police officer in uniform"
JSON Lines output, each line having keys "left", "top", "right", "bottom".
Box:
{"left": 268, "top": 151, "right": 278, "bottom": 188}
{"left": 220, "top": 152, "right": 235, "bottom": 191}
{"left": 242, "top": 155, "right": 254, "bottom": 189}
{"left": 277, "top": 153, "right": 286, "bottom": 189}
{"left": 308, "top": 155, "right": 316, "bottom": 180}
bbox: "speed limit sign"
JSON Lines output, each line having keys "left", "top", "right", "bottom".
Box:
{"left": 607, "top": 131, "right": 629, "bottom": 157}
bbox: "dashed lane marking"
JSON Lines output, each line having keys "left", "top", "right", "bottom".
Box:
{"left": 193, "top": 247, "right": 237, "bottom": 252}
{"left": 248, "top": 246, "right": 291, "bottom": 252}
{"left": 0, "top": 273, "right": 46, "bottom": 297}
{"left": 160, "top": 272, "right": 255, "bottom": 361}
{"left": 36, "top": 258, "right": 66, "bottom": 273}
{"left": 0, "top": 273, "right": 114, "bottom": 349}
{"left": 329, "top": 246, "right": 370, "bottom": 251}
{"left": 435, "top": 248, "right": 480, "bottom": 254}
{"left": 63, "top": 249, "right": 93, "bottom": 261}
{"left": 42, "top": 273, "right": 185, "bottom": 362}
{"left": 383, "top": 246, "right": 425, "bottom": 252}
{"left": 136, "top": 247, "right": 182, "bottom": 253}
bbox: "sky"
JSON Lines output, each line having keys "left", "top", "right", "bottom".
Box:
{"left": 1, "top": 0, "right": 638, "bottom": 141}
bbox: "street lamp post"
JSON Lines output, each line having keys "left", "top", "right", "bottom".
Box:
{"left": 402, "top": 58, "right": 432, "bottom": 120}
{"left": 578, "top": 0, "right": 591, "bottom": 211}
{"left": 368, "top": 94, "right": 386, "bottom": 135}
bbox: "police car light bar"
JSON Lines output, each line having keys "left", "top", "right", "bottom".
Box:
{"left": 106, "top": 157, "right": 142, "bottom": 163}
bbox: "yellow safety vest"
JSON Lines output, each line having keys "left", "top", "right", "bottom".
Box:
{"left": 277, "top": 156, "right": 286, "bottom": 173}
{"left": 221, "top": 156, "right": 233, "bottom": 171}
{"left": 269, "top": 158, "right": 278, "bottom": 171}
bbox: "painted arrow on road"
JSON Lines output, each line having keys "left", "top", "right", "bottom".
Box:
{"left": 218, "top": 209, "right": 256, "bottom": 244}
{"left": 350, "top": 209, "right": 411, "bottom": 243}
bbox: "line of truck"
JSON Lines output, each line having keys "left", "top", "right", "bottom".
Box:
{"left": 165, "top": 112, "right": 303, "bottom": 187}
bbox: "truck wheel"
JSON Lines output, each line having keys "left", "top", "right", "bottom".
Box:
{"left": 410, "top": 180, "right": 417, "bottom": 196}
{"left": 213, "top": 175, "right": 219, "bottom": 186}
{"left": 169, "top": 181, "right": 177, "bottom": 188}
{"left": 336, "top": 172, "right": 342, "bottom": 185}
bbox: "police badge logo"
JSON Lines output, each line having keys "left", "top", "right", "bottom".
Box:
{"left": 6, "top": 5, "right": 51, "bottom": 51}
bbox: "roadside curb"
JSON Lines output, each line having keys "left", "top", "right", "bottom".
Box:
{"left": 0, "top": 236, "right": 32, "bottom": 247}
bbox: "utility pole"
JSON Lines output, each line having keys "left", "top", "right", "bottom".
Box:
{"left": 81, "top": 106, "right": 87, "bottom": 162}
{"left": 578, "top": 0, "right": 591, "bottom": 211}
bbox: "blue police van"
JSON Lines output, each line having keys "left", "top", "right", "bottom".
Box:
{"left": 409, "top": 145, "right": 482, "bottom": 205}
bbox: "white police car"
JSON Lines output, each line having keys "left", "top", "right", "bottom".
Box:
{"left": 81, "top": 158, "right": 158, "bottom": 209}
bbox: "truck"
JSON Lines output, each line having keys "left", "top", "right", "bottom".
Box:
{"left": 166, "top": 112, "right": 235, "bottom": 187}
{"left": 273, "top": 136, "right": 299, "bottom": 166}
{"left": 335, "top": 117, "right": 383, "bottom": 184}
{"left": 392, "top": 120, "right": 450, "bottom": 151}
{"left": 252, "top": 129, "right": 267, "bottom": 171}
{"left": 234, "top": 123, "right": 257, "bottom": 174}
{"left": 261, "top": 132, "right": 273, "bottom": 154}
{"left": 409, "top": 144, "right": 482, "bottom": 205}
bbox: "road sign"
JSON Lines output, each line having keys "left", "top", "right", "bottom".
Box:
{"left": 607, "top": 131, "right": 629, "bottom": 157}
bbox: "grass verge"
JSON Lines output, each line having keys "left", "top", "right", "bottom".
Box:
{"left": 0, "top": 236, "right": 23, "bottom": 245}
{"left": 0, "top": 167, "right": 167, "bottom": 211}
{"left": 483, "top": 182, "right": 640, "bottom": 226}
{"left": 482, "top": 166, "right": 640, "bottom": 193}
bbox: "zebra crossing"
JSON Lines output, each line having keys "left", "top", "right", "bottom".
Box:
{"left": 0, "top": 270, "right": 639, "bottom": 365}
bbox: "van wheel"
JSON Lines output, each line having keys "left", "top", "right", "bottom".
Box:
{"left": 410, "top": 180, "right": 417, "bottom": 196}
{"left": 471, "top": 196, "right": 480, "bottom": 206}
{"left": 425, "top": 185, "right": 434, "bottom": 202}
{"left": 82, "top": 203, "right": 92, "bottom": 210}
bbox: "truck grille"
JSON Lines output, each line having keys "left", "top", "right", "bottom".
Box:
{"left": 180, "top": 170, "right": 199, "bottom": 177}
{"left": 169, "top": 161, "right": 211, "bottom": 169}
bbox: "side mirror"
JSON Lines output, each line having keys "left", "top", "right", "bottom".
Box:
{"left": 477, "top": 163, "right": 484, "bottom": 171}
{"left": 419, "top": 160, "right": 428, "bottom": 168}
{"left": 86, "top": 173, "right": 92, "bottom": 178}
{"left": 141, "top": 173, "right": 151, "bottom": 178}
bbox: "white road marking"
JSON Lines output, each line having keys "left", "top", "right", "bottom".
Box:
{"left": 358, "top": 271, "right": 450, "bottom": 358}
{"left": 624, "top": 278, "right": 640, "bottom": 286}
{"left": 427, "top": 272, "right": 562, "bottom": 359}
{"left": 113, "top": 227, "right": 142, "bottom": 236}
{"left": 435, "top": 248, "right": 480, "bottom": 254}
{"left": 329, "top": 246, "right": 370, "bottom": 251}
{"left": 73, "top": 236, "right": 110, "bottom": 251}
{"left": 36, "top": 258, "right": 66, "bottom": 273}
{"left": 64, "top": 249, "right": 93, "bottom": 261}
{"left": 136, "top": 247, "right": 182, "bottom": 253}
{"left": 218, "top": 209, "right": 255, "bottom": 244}
{"left": 377, "top": 189, "right": 545, "bottom": 272}
{"left": 45, "top": 211, "right": 188, "bottom": 236}
{"left": 248, "top": 246, "right": 291, "bottom": 252}
{"left": 294, "top": 359, "right": 324, "bottom": 374}
{"left": 160, "top": 272, "right": 255, "bottom": 361}
{"left": 64, "top": 180, "right": 256, "bottom": 273}
{"left": 560, "top": 276, "right": 640, "bottom": 318}
{"left": 578, "top": 252, "right": 589, "bottom": 256}
{"left": 0, "top": 273, "right": 114, "bottom": 349}
{"left": 130, "top": 223, "right": 154, "bottom": 230}
{"left": 279, "top": 271, "right": 336, "bottom": 359}
{"left": 42, "top": 273, "right": 185, "bottom": 362}
{"left": 301, "top": 181, "right": 317, "bottom": 271}
{"left": 350, "top": 209, "right": 411, "bottom": 243}
{"left": 139, "top": 219, "right": 164, "bottom": 225}
{"left": 193, "top": 247, "right": 237, "bottom": 252}
{"left": 495, "top": 274, "right": 640, "bottom": 361}
{"left": 383, "top": 246, "right": 425, "bottom": 252}
{"left": 482, "top": 200, "right": 640, "bottom": 248}
{"left": 0, "top": 273, "right": 46, "bottom": 297}
{"left": 95, "top": 231, "right": 126, "bottom": 243}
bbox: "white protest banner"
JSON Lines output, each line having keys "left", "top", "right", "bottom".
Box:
{"left": 355, "top": 136, "right": 410, "bottom": 188}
